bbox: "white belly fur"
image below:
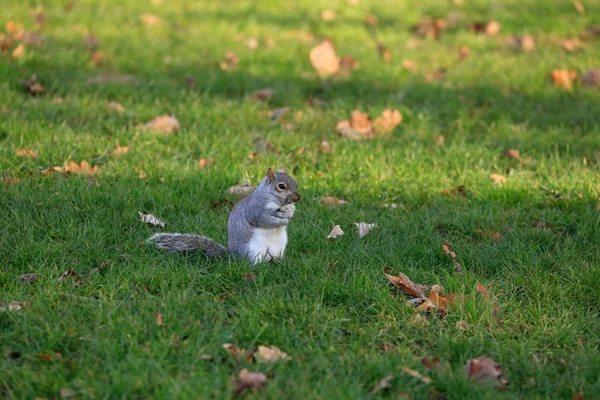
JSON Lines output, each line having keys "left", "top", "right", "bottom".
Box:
{"left": 247, "top": 226, "right": 288, "bottom": 264}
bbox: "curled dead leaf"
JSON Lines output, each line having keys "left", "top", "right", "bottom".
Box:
{"left": 21, "top": 74, "right": 46, "bottom": 95}
{"left": 383, "top": 267, "right": 429, "bottom": 298}
{"left": 0, "top": 301, "right": 27, "bottom": 312}
{"left": 475, "top": 282, "right": 490, "bottom": 296}
{"left": 231, "top": 369, "right": 267, "bottom": 396}
{"left": 253, "top": 345, "right": 291, "bottom": 363}
{"left": 512, "top": 35, "right": 535, "bottom": 51}
{"left": 12, "top": 43, "right": 25, "bottom": 59}
{"left": 373, "top": 109, "right": 402, "bottom": 134}
{"left": 220, "top": 52, "right": 239, "bottom": 71}
{"left": 456, "top": 320, "right": 468, "bottom": 331}
{"left": 327, "top": 225, "right": 344, "bottom": 239}
{"left": 321, "top": 9, "right": 336, "bottom": 22}
{"left": 155, "top": 311, "right": 165, "bottom": 326}
{"left": 138, "top": 211, "right": 166, "bottom": 228}
{"left": 197, "top": 158, "right": 214, "bottom": 168}
{"left": 355, "top": 222, "right": 377, "bottom": 238}
{"left": 504, "top": 148, "right": 520, "bottom": 160}
{"left": 310, "top": 40, "right": 340, "bottom": 77}
{"left": 402, "top": 59, "right": 418, "bottom": 72}
{"left": 442, "top": 242, "right": 463, "bottom": 276}
{"left": 15, "top": 148, "right": 38, "bottom": 159}
{"left": 321, "top": 196, "right": 349, "bottom": 205}
{"left": 112, "top": 145, "right": 129, "bottom": 156}
{"left": 140, "top": 13, "right": 163, "bottom": 26}
{"left": 249, "top": 88, "right": 274, "bottom": 102}
{"left": 107, "top": 101, "right": 126, "bottom": 113}
{"left": 563, "top": 38, "right": 581, "bottom": 52}
{"left": 551, "top": 69, "right": 577, "bottom": 90}
{"left": 58, "top": 269, "right": 83, "bottom": 287}
{"left": 377, "top": 43, "right": 392, "bottom": 62}
{"left": 465, "top": 356, "right": 508, "bottom": 390}
{"left": 400, "top": 367, "right": 431, "bottom": 385}
{"left": 490, "top": 173, "right": 506, "bottom": 185}
{"left": 144, "top": 115, "right": 180, "bottom": 134}
{"left": 459, "top": 45, "right": 470, "bottom": 60}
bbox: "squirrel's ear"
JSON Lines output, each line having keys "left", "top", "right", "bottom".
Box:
{"left": 276, "top": 166, "right": 286, "bottom": 173}
{"left": 266, "top": 167, "right": 275, "bottom": 184}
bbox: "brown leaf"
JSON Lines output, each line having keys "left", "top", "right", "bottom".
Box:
{"left": 83, "top": 34, "right": 99, "bottom": 50}
{"left": 140, "top": 13, "right": 163, "bottom": 26}
{"left": 144, "top": 115, "right": 180, "bottom": 134}
{"left": 456, "top": 320, "right": 468, "bottom": 331}
{"left": 486, "top": 20, "right": 501, "bottom": 35}
{"left": 321, "top": 196, "right": 349, "bottom": 205}
{"left": 504, "top": 148, "right": 520, "bottom": 160}
{"left": 15, "top": 148, "right": 38, "bottom": 159}
{"left": 377, "top": 43, "right": 391, "bottom": 62}
{"left": 107, "top": 101, "right": 125, "bottom": 113}
{"left": 319, "top": 140, "right": 332, "bottom": 152}
{"left": 459, "top": 45, "right": 470, "bottom": 60}
{"left": 551, "top": 69, "right": 577, "bottom": 90}
{"left": 465, "top": 356, "right": 508, "bottom": 389}
{"left": 490, "top": 173, "right": 506, "bottom": 185}
{"left": 400, "top": 367, "right": 431, "bottom": 384}
{"left": 197, "top": 158, "right": 214, "bottom": 169}
{"left": 321, "top": 9, "right": 336, "bottom": 22}
{"left": 475, "top": 282, "right": 490, "bottom": 296}
{"left": 220, "top": 51, "right": 239, "bottom": 71}
{"left": 155, "top": 311, "right": 165, "bottom": 326}
{"left": 138, "top": 211, "right": 165, "bottom": 228}
{"left": 21, "top": 74, "right": 46, "bottom": 95}
{"left": 0, "top": 33, "right": 13, "bottom": 52}
{"left": 59, "top": 388, "right": 76, "bottom": 398}
{"left": 563, "top": 38, "right": 581, "bottom": 52}
{"left": 310, "top": 40, "right": 340, "bottom": 77}
{"left": 364, "top": 14, "right": 378, "bottom": 26}
{"left": 425, "top": 67, "right": 448, "bottom": 82}
{"left": 413, "top": 18, "right": 446, "bottom": 40}
{"left": 227, "top": 184, "right": 254, "bottom": 196}
{"left": 231, "top": 369, "right": 267, "bottom": 396}
{"left": 383, "top": 267, "right": 429, "bottom": 298}
{"left": 58, "top": 269, "right": 83, "bottom": 287}
{"left": 89, "top": 51, "right": 104, "bottom": 67}
{"left": 442, "top": 242, "right": 463, "bottom": 276}
{"left": 327, "top": 225, "right": 344, "bottom": 239}
{"left": 401, "top": 59, "right": 418, "bottom": 72}
{"left": 35, "top": 352, "right": 63, "bottom": 362}
{"left": 582, "top": 70, "right": 600, "bottom": 88}
{"left": 351, "top": 110, "right": 373, "bottom": 134}
{"left": 355, "top": 222, "right": 377, "bottom": 238}
{"left": 0, "top": 301, "right": 27, "bottom": 312}
{"left": 253, "top": 345, "right": 292, "bottom": 363}
{"left": 373, "top": 109, "right": 402, "bottom": 134}
{"left": 6, "top": 21, "right": 24, "bottom": 39}
{"left": 243, "top": 272, "right": 255, "bottom": 283}
{"left": 431, "top": 284, "right": 443, "bottom": 293}
{"left": 372, "top": 375, "right": 394, "bottom": 392}
{"left": 571, "top": 0, "right": 585, "bottom": 14}
{"left": 222, "top": 343, "right": 247, "bottom": 359}
{"left": 249, "top": 88, "right": 274, "bottom": 102}
{"left": 12, "top": 43, "right": 25, "bottom": 59}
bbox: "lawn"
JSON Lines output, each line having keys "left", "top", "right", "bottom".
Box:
{"left": 1, "top": 0, "right": 600, "bottom": 398}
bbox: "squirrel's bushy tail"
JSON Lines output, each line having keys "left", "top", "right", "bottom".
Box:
{"left": 147, "top": 233, "right": 228, "bottom": 257}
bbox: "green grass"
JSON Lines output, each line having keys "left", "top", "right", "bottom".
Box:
{"left": 1, "top": 0, "right": 600, "bottom": 398}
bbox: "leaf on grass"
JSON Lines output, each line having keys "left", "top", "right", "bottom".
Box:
{"left": 490, "top": 173, "right": 506, "bottom": 185}
{"left": 571, "top": 0, "right": 585, "bottom": 14}
{"left": 310, "top": 40, "right": 340, "bottom": 77}
{"left": 321, "top": 9, "right": 336, "bottom": 22}
{"left": 582, "top": 70, "right": 600, "bottom": 88}
{"left": 220, "top": 51, "right": 239, "bottom": 71}
{"left": 21, "top": 74, "right": 46, "bottom": 95}
{"left": 377, "top": 43, "right": 392, "bottom": 62}
{"left": 465, "top": 356, "right": 508, "bottom": 390}
{"left": 373, "top": 109, "right": 402, "bottom": 134}
{"left": 401, "top": 59, "right": 418, "bottom": 72}
{"left": 421, "top": 357, "right": 450, "bottom": 372}
{"left": 59, "top": 388, "right": 76, "bottom": 399}
{"left": 42, "top": 160, "right": 100, "bottom": 175}
{"left": 138, "top": 212, "right": 166, "bottom": 228}
{"left": 243, "top": 272, "right": 255, "bottom": 283}
{"left": 383, "top": 267, "right": 429, "bottom": 298}
{"left": 6, "top": 21, "right": 25, "bottom": 39}
{"left": 89, "top": 50, "right": 104, "bottom": 67}
{"left": 112, "top": 145, "right": 129, "bottom": 156}
{"left": 321, "top": 196, "right": 349, "bottom": 205}
{"left": 140, "top": 13, "right": 163, "bottom": 26}
{"left": 563, "top": 38, "right": 581, "bottom": 52}
{"left": 412, "top": 18, "right": 447, "bottom": 40}
{"left": 504, "top": 148, "right": 520, "bottom": 160}
{"left": 512, "top": 35, "right": 535, "bottom": 51}
{"left": 12, "top": 43, "right": 25, "bottom": 59}
{"left": 107, "top": 101, "right": 125, "bottom": 113}
{"left": 249, "top": 88, "right": 274, "bottom": 102}
{"left": 327, "top": 225, "right": 344, "bottom": 239}
{"left": 15, "top": 148, "right": 38, "bottom": 159}
{"left": 58, "top": 269, "right": 83, "bottom": 287}
{"left": 551, "top": 69, "right": 577, "bottom": 90}
{"left": 35, "top": 352, "right": 63, "bottom": 362}
{"left": 197, "top": 158, "right": 214, "bottom": 168}
{"left": 144, "top": 115, "right": 180, "bottom": 134}
{"left": 155, "top": 311, "right": 165, "bottom": 326}
{"left": 442, "top": 242, "right": 463, "bottom": 276}
{"left": 400, "top": 367, "right": 431, "bottom": 384}
{"left": 85, "top": 74, "right": 136, "bottom": 85}
{"left": 417, "top": 291, "right": 452, "bottom": 315}
{"left": 371, "top": 376, "right": 394, "bottom": 393}
{"left": 475, "top": 229, "right": 502, "bottom": 241}
{"left": 336, "top": 110, "right": 374, "bottom": 139}
{"left": 19, "top": 273, "right": 37, "bottom": 284}
{"left": 319, "top": 140, "right": 332, "bottom": 152}
{"left": 456, "top": 320, "right": 468, "bottom": 331}
{"left": 470, "top": 20, "right": 501, "bottom": 36}
{"left": 254, "top": 345, "right": 291, "bottom": 363}
{"left": 227, "top": 184, "right": 254, "bottom": 196}
{"left": 231, "top": 369, "right": 267, "bottom": 396}
{"left": 475, "top": 282, "right": 490, "bottom": 296}
{"left": 425, "top": 67, "right": 448, "bottom": 82}
{"left": 0, "top": 301, "right": 26, "bottom": 312}
{"left": 459, "top": 45, "right": 470, "bottom": 60}
{"left": 355, "top": 222, "right": 377, "bottom": 238}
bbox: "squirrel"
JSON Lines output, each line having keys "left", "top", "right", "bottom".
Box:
{"left": 147, "top": 167, "right": 300, "bottom": 265}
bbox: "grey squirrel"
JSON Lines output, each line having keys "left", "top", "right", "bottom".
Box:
{"left": 147, "top": 167, "right": 300, "bottom": 264}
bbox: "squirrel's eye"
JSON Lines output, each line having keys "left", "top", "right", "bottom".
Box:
{"left": 277, "top": 183, "right": 287, "bottom": 190}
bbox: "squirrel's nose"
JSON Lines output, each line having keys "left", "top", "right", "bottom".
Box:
{"left": 294, "top": 193, "right": 300, "bottom": 203}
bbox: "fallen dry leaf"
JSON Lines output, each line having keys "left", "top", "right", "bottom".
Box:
{"left": 243, "top": 272, "right": 255, "bottom": 283}
{"left": 373, "top": 109, "right": 402, "bottom": 134}
{"left": 21, "top": 74, "right": 46, "bottom": 95}
{"left": 377, "top": 43, "right": 392, "bottom": 62}
{"left": 19, "top": 273, "right": 37, "bottom": 284}
{"left": 364, "top": 14, "right": 378, "bottom": 26}
{"left": 355, "top": 222, "right": 377, "bottom": 238}
{"left": 155, "top": 311, "right": 165, "bottom": 326}
{"left": 197, "top": 158, "right": 214, "bottom": 168}
{"left": 327, "top": 225, "right": 344, "bottom": 239}
{"left": 59, "top": 388, "right": 76, "bottom": 399}
{"left": 89, "top": 50, "right": 104, "bottom": 67}
{"left": 220, "top": 51, "right": 239, "bottom": 71}
{"left": 6, "top": 21, "right": 24, "bottom": 39}
{"left": 0, "top": 301, "right": 26, "bottom": 312}
{"left": 231, "top": 369, "right": 267, "bottom": 396}
{"left": 400, "top": 367, "right": 431, "bottom": 385}
{"left": 563, "top": 38, "right": 581, "bottom": 52}
{"left": 475, "top": 229, "right": 502, "bottom": 241}
{"left": 402, "top": 59, "right": 418, "bottom": 72}
{"left": 42, "top": 160, "right": 100, "bottom": 175}
{"left": 336, "top": 110, "right": 374, "bottom": 139}
{"left": 475, "top": 282, "right": 490, "bottom": 296}
{"left": 412, "top": 18, "right": 446, "bottom": 40}
{"left": 456, "top": 320, "right": 468, "bottom": 331}
{"left": 144, "top": 115, "right": 180, "bottom": 134}
{"left": 138, "top": 211, "right": 166, "bottom": 228}
{"left": 490, "top": 173, "right": 506, "bottom": 185}
{"left": 512, "top": 35, "right": 535, "bottom": 51}
{"left": 86, "top": 74, "right": 136, "bottom": 85}
{"left": 35, "top": 352, "right": 63, "bottom": 362}
{"left": 425, "top": 67, "right": 448, "bottom": 82}
{"left": 442, "top": 242, "right": 463, "bottom": 276}
{"left": 321, "top": 9, "right": 336, "bottom": 22}
{"left": 58, "top": 269, "right": 83, "bottom": 287}
{"left": 417, "top": 291, "right": 452, "bottom": 315}
{"left": 249, "top": 88, "right": 274, "bottom": 102}
{"left": 0, "top": 34, "right": 13, "bottom": 52}
{"left": 582, "top": 70, "right": 600, "bottom": 88}
{"left": 411, "top": 312, "right": 429, "bottom": 326}
{"left": 465, "top": 356, "right": 508, "bottom": 390}
{"left": 12, "top": 43, "right": 25, "bottom": 59}
{"left": 383, "top": 267, "right": 429, "bottom": 298}
{"left": 254, "top": 345, "right": 291, "bottom": 363}
{"left": 140, "top": 13, "right": 163, "bottom": 26}
{"left": 227, "top": 184, "right": 254, "bottom": 196}
{"left": 321, "top": 196, "right": 349, "bottom": 205}
{"left": 107, "top": 101, "right": 125, "bottom": 113}
{"left": 459, "top": 45, "right": 470, "bottom": 60}
{"left": 372, "top": 375, "right": 394, "bottom": 393}
{"left": 338, "top": 55, "right": 360, "bottom": 75}
{"left": 15, "top": 148, "right": 38, "bottom": 159}
{"left": 431, "top": 284, "right": 443, "bottom": 293}
{"left": 310, "top": 40, "right": 340, "bottom": 77}
{"left": 222, "top": 343, "right": 251, "bottom": 360}
{"left": 551, "top": 69, "right": 577, "bottom": 90}
{"left": 504, "top": 148, "right": 520, "bottom": 160}
{"left": 319, "top": 140, "right": 332, "bottom": 152}
{"left": 486, "top": 20, "right": 501, "bottom": 35}
{"left": 245, "top": 37, "right": 259, "bottom": 49}
{"left": 572, "top": 0, "right": 585, "bottom": 14}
